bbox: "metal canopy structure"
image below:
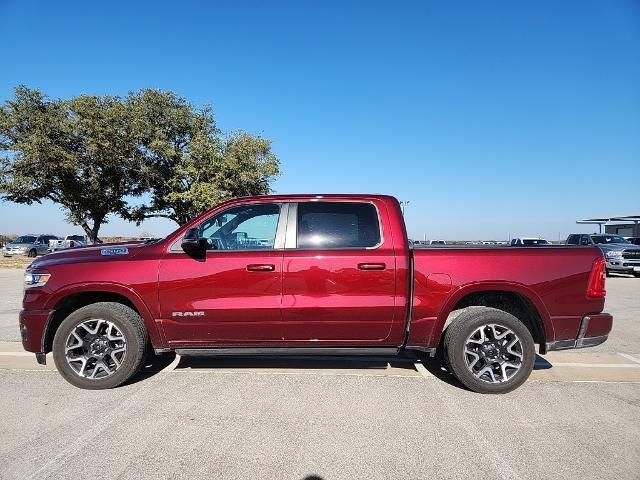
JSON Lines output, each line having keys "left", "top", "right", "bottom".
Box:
{"left": 577, "top": 215, "right": 640, "bottom": 233}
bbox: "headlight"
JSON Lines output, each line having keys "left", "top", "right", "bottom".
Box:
{"left": 605, "top": 250, "right": 622, "bottom": 258}
{"left": 24, "top": 272, "right": 51, "bottom": 288}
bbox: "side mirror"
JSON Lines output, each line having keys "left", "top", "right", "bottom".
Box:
{"left": 181, "top": 228, "right": 203, "bottom": 253}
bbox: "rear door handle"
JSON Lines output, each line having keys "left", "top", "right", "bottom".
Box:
{"left": 358, "top": 262, "right": 386, "bottom": 271}
{"left": 246, "top": 264, "right": 276, "bottom": 272}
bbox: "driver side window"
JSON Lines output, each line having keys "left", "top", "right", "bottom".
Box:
{"left": 199, "top": 203, "right": 280, "bottom": 251}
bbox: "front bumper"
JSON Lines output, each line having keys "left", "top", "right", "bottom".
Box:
{"left": 606, "top": 257, "right": 640, "bottom": 273}
{"left": 2, "top": 248, "right": 28, "bottom": 257}
{"left": 546, "top": 313, "right": 613, "bottom": 351}
{"left": 19, "top": 308, "right": 53, "bottom": 354}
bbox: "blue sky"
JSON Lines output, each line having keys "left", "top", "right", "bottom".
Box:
{"left": 1, "top": 0, "right": 639, "bottom": 241}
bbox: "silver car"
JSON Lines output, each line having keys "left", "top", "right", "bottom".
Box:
{"left": 2, "top": 234, "right": 59, "bottom": 258}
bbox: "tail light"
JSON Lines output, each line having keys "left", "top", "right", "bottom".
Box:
{"left": 587, "top": 256, "right": 606, "bottom": 298}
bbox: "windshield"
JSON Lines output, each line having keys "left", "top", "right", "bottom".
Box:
{"left": 11, "top": 236, "right": 37, "bottom": 244}
{"left": 590, "top": 235, "right": 630, "bottom": 245}
{"left": 523, "top": 239, "right": 550, "bottom": 245}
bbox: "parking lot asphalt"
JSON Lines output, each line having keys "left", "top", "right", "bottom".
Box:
{"left": 0, "top": 268, "right": 639, "bottom": 479}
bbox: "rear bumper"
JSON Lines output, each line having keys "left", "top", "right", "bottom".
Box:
{"left": 19, "top": 309, "right": 53, "bottom": 354}
{"left": 546, "top": 313, "right": 612, "bottom": 351}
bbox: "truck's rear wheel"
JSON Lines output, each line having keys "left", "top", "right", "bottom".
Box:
{"left": 53, "top": 302, "right": 148, "bottom": 389}
{"left": 442, "top": 307, "right": 535, "bottom": 394}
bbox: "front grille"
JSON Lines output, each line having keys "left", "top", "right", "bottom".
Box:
{"left": 622, "top": 249, "right": 640, "bottom": 260}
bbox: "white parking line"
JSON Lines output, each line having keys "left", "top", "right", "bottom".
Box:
{"left": 413, "top": 361, "right": 433, "bottom": 378}
{"left": 618, "top": 353, "right": 640, "bottom": 365}
{"left": 161, "top": 354, "right": 181, "bottom": 373}
{"left": 537, "top": 362, "right": 640, "bottom": 368}
{"left": 0, "top": 352, "right": 33, "bottom": 356}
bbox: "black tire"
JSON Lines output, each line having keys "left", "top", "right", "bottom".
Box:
{"left": 53, "top": 302, "right": 148, "bottom": 389}
{"left": 28, "top": 249, "right": 37, "bottom": 257}
{"left": 633, "top": 272, "right": 640, "bottom": 278}
{"left": 442, "top": 306, "right": 535, "bottom": 394}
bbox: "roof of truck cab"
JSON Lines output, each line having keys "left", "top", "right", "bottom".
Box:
{"left": 231, "top": 193, "right": 398, "bottom": 201}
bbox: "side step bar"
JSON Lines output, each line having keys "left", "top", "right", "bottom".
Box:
{"left": 175, "top": 347, "right": 400, "bottom": 357}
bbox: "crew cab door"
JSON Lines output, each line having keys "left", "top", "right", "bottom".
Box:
{"left": 158, "top": 202, "right": 286, "bottom": 346}
{"left": 282, "top": 200, "right": 398, "bottom": 344}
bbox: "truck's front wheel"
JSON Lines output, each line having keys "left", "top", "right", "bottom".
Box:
{"left": 442, "top": 307, "right": 535, "bottom": 394}
{"left": 53, "top": 302, "right": 148, "bottom": 389}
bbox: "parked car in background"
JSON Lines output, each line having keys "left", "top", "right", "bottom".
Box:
{"left": 510, "top": 237, "right": 551, "bottom": 246}
{"left": 428, "top": 240, "right": 446, "bottom": 245}
{"left": 49, "top": 235, "right": 88, "bottom": 252}
{"left": 566, "top": 234, "right": 640, "bottom": 277}
{"left": 2, "top": 234, "right": 59, "bottom": 257}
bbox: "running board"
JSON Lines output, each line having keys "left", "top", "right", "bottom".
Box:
{"left": 175, "top": 347, "right": 400, "bottom": 357}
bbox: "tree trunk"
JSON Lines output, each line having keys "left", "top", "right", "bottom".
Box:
{"left": 79, "top": 218, "right": 103, "bottom": 243}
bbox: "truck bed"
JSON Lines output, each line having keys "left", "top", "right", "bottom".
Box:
{"left": 407, "top": 245, "right": 606, "bottom": 352}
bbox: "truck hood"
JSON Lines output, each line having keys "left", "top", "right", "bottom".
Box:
{"left": 596, "top": 243, "right": 639, "bottom": 253}
{"left": 27, "top": 241, "right": 150, "bottom": 270}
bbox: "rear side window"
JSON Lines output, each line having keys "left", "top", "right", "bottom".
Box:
{"left": 297, "top": 202, "right": 381, "bottom": 249}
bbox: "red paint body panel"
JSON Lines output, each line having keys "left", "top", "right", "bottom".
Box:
{"left": 158, "top": 250, "right": 284, "bottom": 345}
{"left": 281, "top": 197, "right": 403, "bottom": 345}
{"left": 409, "top": 247, "right": 606, "bottom": 348}
{"left": 19, "top": 194, "right": 612, "bottom": 357}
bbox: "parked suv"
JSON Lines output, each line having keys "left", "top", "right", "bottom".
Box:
{"left": 566, "top": 234, "right": 640, "bottom": 277}
{"left": 2, "top": 234, "right": 58, "bottom": 257}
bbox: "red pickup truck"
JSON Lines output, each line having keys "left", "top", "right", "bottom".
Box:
{"left": 20, "top": 194, "right": 612, "bottom": 393}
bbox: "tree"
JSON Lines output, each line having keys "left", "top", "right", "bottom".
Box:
{"left": 1, "top": 86, "right": 281, "bottom": 237}
{"left": 0, "top": 86, "right": 149, "bottom": 242}
{"left": 126, "top": 90, "right": 280, "bottom": 225}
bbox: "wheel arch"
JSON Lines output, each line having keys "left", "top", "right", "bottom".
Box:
{"left": 42, "top": 283, "right": 164, "bottom": 353}
{"left": 433, "top": 282, "right": 553, "bottom": 353}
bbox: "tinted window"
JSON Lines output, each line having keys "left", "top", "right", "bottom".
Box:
{"left": 566, "top": 235, "right": 579, "bottom": 245}
{"left": 297, "top": 202, "right": 381, "bottom": 249}
{"left": 199, "top": 203, "right": 280, "bottom": 250}
{"left": 12, "top": 236, "right": 37, "bottom": 244}
{"left": 590, "top": 235, "right": 630, "bottom": 245}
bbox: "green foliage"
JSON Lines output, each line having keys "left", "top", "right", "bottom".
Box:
{"left": 126, "top": 90, "right": 280, "bottom": 225}
{"left": 0, "top": 86, "right": 149, "bottom": 241}
{"left": 0, "top": 86, "right": 281, "bottom": 239}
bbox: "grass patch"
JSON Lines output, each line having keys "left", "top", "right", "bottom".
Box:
{"left": 0, "top": 256, "right": 33, "bottom": 269}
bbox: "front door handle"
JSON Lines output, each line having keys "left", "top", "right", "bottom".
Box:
{"left": 358, "top": 262, "right": 386, "bottom": 271}
{"left": 247, "top": 264, "right": 275, "bottom": 272}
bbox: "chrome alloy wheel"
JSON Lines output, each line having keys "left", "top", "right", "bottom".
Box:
{"left": 463, "top": 323, "right": 523, "bottom": 384}
{"left": 64, "top": 319, "right": 127, "bottom": 379}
